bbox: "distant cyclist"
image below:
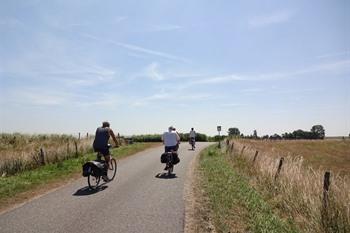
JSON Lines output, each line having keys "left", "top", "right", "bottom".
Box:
{"left": 189, "top": 128, "right": 196, "bottom": 149}
{"left": 93, "top": 121, "right": 119, "bottom": 180}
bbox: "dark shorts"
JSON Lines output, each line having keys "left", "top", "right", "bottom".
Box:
{"left": 93, "top": 146, "right": 110, "bottom": 156}
{"left": 165, "top": 145, "right": 178, "bottom": 153}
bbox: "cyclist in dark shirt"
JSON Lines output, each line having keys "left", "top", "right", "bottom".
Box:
{"left": 93, "top": 121, "right": 119, "bottom": 180}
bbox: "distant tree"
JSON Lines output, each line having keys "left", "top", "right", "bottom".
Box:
{"left": 253, "top": 130, "right": 258, "bottom": 138}
{"left": 282, "top": 132, "right": 294, "bottom": 139}
{"left": 311, "top": 125, "right": 325, "bottom": 139}
{"left": 262, "top": 135, "right": 269, "bottom": 140}
{"left": 228, "top": 127, "right": 240, "bottom": 137}
{"left": 270, "top": 134, "right": 282, "bottom": 140}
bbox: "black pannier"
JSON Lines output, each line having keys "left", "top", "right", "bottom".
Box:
{"left": 82, "top": 161, "right": 105, "bottom": 177}
{"left": 160, "top": 153, "right": 180, "bottom": 164}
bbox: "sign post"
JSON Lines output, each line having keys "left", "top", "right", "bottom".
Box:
{"left": 217, "top": 126, "right": 222, "bottom": 148}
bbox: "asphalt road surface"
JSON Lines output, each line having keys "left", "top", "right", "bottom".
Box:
{"left": 0, "top": 142, "right": 211, "bottom": 233}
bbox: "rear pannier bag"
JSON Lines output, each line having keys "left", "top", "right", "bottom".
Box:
{"left": 160, "top": 153, "right": 180, "bottom": 164}
{"left": 82, "top": 161, "right": 105, "bottom": 177}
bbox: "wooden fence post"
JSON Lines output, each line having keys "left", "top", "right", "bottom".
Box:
{"left": 252, "top": 150, "right": 259, "bottom": 163}
{"left": 39, "top": 148, "right": 45, "bottom": 165}
{"left": 323, "top": 171, "right": 331, "bottom": 209}
{"left": 321, "top": 171, "right": 331, "bottom": 228}
{"left": 74, "top": 140, "right": 78, "bottom": 156}
{"left": 86, "top": 133, "right": 89, "bottom": 139}
{"left": 78, "top": 132, "right": 81, "bottom": 140}
{"left": 274, "top": 157, "right": 284, "bottom": 180}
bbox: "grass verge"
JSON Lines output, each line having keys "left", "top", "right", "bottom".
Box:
{"left": 0, "top": 143, "right": 158, "bottom": 211}
{"left": 199, "top": 145, "right": 299, "bottom": 233}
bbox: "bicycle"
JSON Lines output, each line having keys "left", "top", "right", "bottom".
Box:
{"left": 166, "top": 151, "right": 174, "bottom": 175}
{"left": 189, "top": 138, "right": 195, "bottom": 150}
{"left": 83, "top": 145, "right": 117, "bottom": 190}
{"left": 161, "top": 149, "right": 180, "bottom": 176}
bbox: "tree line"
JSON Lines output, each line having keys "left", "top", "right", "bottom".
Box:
{"left": 131, "top": 132, "right": 208, "bottom": 142}
{"left": 228, "top": 125, "right": 326, "bottom": 140}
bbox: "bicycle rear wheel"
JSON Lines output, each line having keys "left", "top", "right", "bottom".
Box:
{"left": 88, "top": 175, "right": 100, "bottom": 190}
{"left": 107, "top": 158, "right": 117, "bottom": 181}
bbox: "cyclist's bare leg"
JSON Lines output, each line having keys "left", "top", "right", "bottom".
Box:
{"left": 104, "top": 154, "right": 111, "bottom": 169}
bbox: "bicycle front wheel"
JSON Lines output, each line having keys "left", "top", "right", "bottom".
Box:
{"left": 107, "top": 158, "right": 117, "bottom": 181}
{"left": 88, "top": 175, "right": 100, "bottom": 190}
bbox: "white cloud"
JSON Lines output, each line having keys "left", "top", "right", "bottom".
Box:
{"left": 182, "top": 59, "right": 350, "bottom": 87}
{"left": 145, "top": 62, "right": 164, "bottom": 81}
{"left": 132, "top": 92, "right": 213, "bottom": 106}
{"left": 241, "top": 88, "right": 263, "bottom": 94}
{"left": 220, "top": 103, "right": 247, "bottom": 107}
{"left": 113, "top": 16, "right": 127, "bottom": 24}
{"left": 249, "top": 11, "right": 293, "bottom": 27}
{"left": 82, "top": 33, "right": 190, "bottom": 63}
{"left": 148, "top": 24, "right": 182, "bottom": 32}
{"left": 316, "top": 51, "right": 350, "bottom": 59}
{"left": 115, "top": 41, "right": 189, "bottom": 63}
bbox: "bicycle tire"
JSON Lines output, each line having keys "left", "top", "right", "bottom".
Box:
{"left": 107, "top": 158, "right": 117, "bottom": 181}
{"left": 168, "top": 165, "right": 173, "bottom": 175}
{"left": 88, "top": 174, "right": 100, "bottom": 190}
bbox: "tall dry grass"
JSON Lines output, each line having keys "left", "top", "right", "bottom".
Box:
{"left": 225, "top": 139, "right": 350, "bottom": 233}
{"left": 0, "top": 133, "right": 94, "bottom": 176}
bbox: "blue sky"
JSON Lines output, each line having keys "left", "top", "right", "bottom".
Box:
{"left": 0, "top": 0, "right": 349, "bottom": 136}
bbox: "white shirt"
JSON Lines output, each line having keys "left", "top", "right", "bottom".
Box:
{"left": 189, "top": 130, "right": 196, "bottom": 138}
{"left": 162, "top": 131, "right": 180, "bottom": 147}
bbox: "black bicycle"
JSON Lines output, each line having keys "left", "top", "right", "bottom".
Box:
{"left": 83, "top": 147, "right": 117, "bottom": 190}
{"left": 189, "top": 138, "right": 195, "bottom": 150}
{"left": 163, "top": 150, "right": 180, "bottom": 175}
{"left": 166, "top": 151, "right": 174, "bottom": 175}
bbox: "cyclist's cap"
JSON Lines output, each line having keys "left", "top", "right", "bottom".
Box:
{"left": 102, "top": 121, "right": 110, "bottom": 127}
{"left": 168, "top": 126, "right": 174, "bottom": 130}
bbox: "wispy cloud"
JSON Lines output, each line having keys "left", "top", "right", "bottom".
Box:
{"left": 316, "top": 51, "right": 349, "bottom": 59}
{"left": 189, "top": 74, "right": 248, "bottom": 85}
{"left": 82, "top": 33, "right": 190, "bottom": 63}
{"left": 249, "top": 10, "right": 293, "bottom": 27}
{"left": 113, "top": 16, "right": 127, "bottom": 24}
{"left": 1, "top": 55, "right": 118, "bottom": 87}
{"left": 3, "top": 85, "right": 120, "bottom": 108}
{"left": 220, "top": 103, "right": 248, "bottom": 107}
{"left": 147, "top": 24, "right": 182, "bottom": 32}
{"left": 186, "top": 59, "right": 350, "bottom": 86}
{"left": 145, "top": 62, "right": 164, "bottom": 81}
{"left": 132, "top": 92, "right": 213, "bottom": 106}
{"left": 4, "top": 87, "right": 73, "bottom": 106}
{"left": 241, "top": 88, "right": 264, "bottom": 94}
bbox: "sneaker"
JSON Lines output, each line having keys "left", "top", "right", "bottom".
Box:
{"left": 164, "top": 165, "right": 168, "bottom": 170}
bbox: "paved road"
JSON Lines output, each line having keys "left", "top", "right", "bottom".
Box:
{"left": 0, "top": 142, "right": 211, "bottom": 233}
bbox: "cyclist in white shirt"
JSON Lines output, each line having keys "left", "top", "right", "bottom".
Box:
{"left": 189, "top": 128, "right": 196, "bottom": 148}
{"left": 162, "top": 126, "right": 180, "bottom": 152}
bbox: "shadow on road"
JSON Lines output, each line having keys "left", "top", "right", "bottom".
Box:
{"left": 73, "top": 185, "right": 108, "bottom": 196}
{"left": 155, "top": 173, "right": 177, "bottom": 179}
